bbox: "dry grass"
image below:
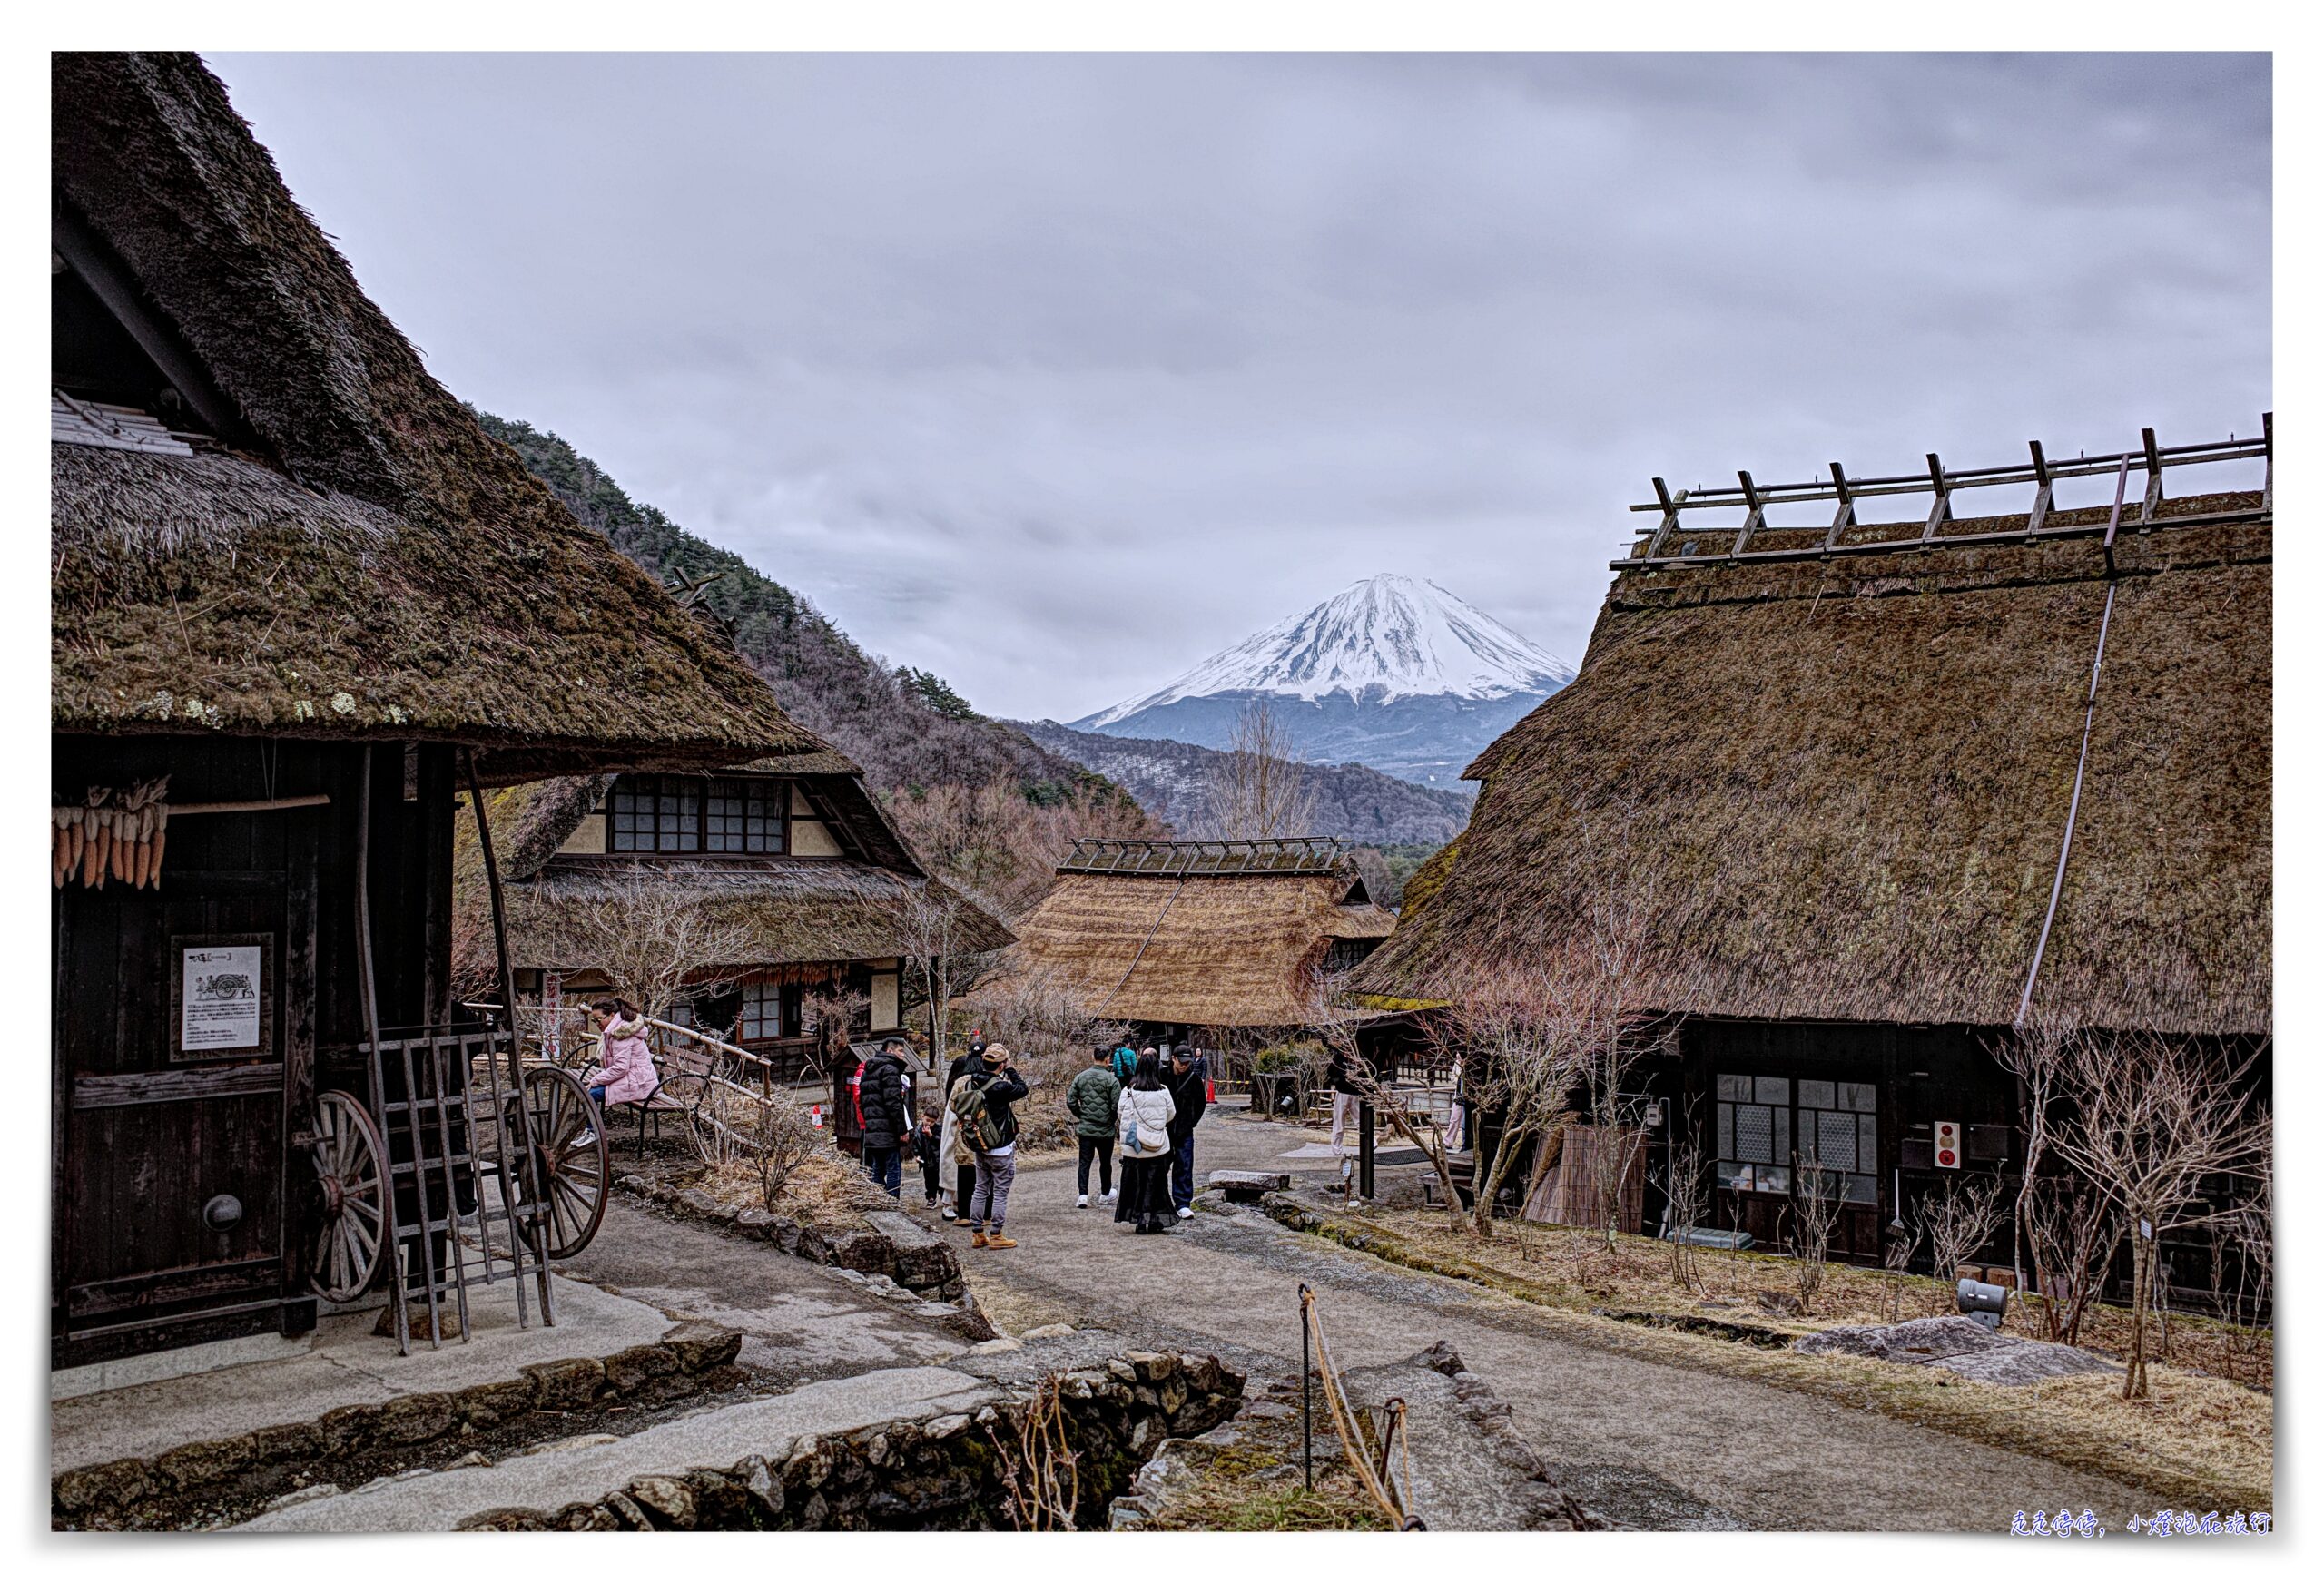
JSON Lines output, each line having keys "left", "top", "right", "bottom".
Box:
{"left": 1359, "top": 1206, "right": 2272, "bottom": 1393}
{"left": 1140, "top": 1409, "right": 1388, "bottom": 1533}
{"left": 693, "top": 1148, "right": 891, "bottom": 1221}
{"left": 1289, "top": 1204, "right": 2272, "bottom": 1511}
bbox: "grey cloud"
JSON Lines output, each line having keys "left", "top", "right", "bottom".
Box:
{"left": 207, "top": 52, "right": 2269, "bottom": 723}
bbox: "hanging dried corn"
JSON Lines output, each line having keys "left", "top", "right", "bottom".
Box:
{"left": 53, "top": 778, "right": 171, "bottom": 890}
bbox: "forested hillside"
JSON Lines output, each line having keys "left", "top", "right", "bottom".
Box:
{"left": 475, "top": 410, "right": 1160, "bottom": 913}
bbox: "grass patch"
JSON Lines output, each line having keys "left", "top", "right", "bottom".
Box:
{"left": 1273, "top": 1199, "right": 2273, "bottom": 1512}
{"left": 1142, "top": 1413, "right": 1388, "bottom": 1532}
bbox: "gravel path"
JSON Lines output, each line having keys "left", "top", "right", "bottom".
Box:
{"left": 938, "top": 1110, "right": 2158, "bottom": 1531}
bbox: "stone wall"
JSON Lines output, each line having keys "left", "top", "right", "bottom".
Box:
{"left": 456, "top": 1346, "right": 1244, "bottom": 1531}
{"left": 53, "top": 1322, "right": 744, "bottom": 1530}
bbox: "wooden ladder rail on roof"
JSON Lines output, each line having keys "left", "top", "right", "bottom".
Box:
{"left": 1613, "top": 418, "right": 2272, "bottom": 571}
{"left": 1060, "top": 836, "right": 1349, "bottom": 878}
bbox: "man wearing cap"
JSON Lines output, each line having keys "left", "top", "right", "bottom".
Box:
{"left": 1163, "top": 1045, "right": 1209, "bottom": 1221}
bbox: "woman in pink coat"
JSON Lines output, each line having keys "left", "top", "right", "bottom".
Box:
{"left": 578, "top": 998, "right": 658, "bottom": 1145}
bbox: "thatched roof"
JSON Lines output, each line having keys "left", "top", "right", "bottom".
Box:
{"left": 1355, "top": 493, "right": 2270, "bottom": 1037}
{"left": 1003, "top": 860, "right": 1400, "bottom": 1028}
{"left": 500, "top": 860, "right": 1012, "bottom": 972}
{"left": 51, "top": 54, "right": 817, "bottom": 779}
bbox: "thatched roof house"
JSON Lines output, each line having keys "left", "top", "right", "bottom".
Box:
{"left": 53, "top": 52, "right": 814, "bottom": 784}
{"left": 50, "top": 53, "right": 822, "bottom": 1366}
{"left": 462, "top": 752, "right": 1011, "bottom": 1073}
{"left": 1355, "top": 439, "right": 2270, "bottom": 1260}
{"left": 1003, "top": 839, "right": 1397, "bottom": 1033}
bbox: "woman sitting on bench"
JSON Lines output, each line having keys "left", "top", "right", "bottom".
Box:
{"left": 576, "top": 997, "right": 657, "bottom": 1147}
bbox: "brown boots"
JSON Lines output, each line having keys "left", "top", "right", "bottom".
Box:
{"left": 968, "top": 1228, "right": 1017, "bottom": 1250}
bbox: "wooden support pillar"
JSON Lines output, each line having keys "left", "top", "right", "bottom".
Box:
{"left": 2261, "top": 411, "right": 2273, "bottom": 514}
{"left": 1643, "top": 477, "right": 1686, "bottom": 560}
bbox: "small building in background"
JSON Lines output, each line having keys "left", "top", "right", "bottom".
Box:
{"left": 464, "top": 757, "right": 1011, "bottom": 1085}
{"left": 1000, "top": 838, "right": 1399, "bottom": 1054}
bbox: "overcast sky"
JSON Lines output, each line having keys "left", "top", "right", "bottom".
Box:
{"left": 206, "top": 53, "right": 2270, "bottom": 723}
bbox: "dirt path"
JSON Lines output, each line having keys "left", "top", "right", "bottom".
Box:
{"left": 937, "top": 1111, "right": 2158, "bottom": 1531}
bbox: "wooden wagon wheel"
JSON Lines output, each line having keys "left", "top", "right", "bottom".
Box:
{"left": 517, "top": 1066, "right": 610, "bottom": 1259}
{"left": 309, "top": 1089, "right": 388, "bottom": 1303}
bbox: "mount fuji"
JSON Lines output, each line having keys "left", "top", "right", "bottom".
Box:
{"left": 1068, "top": 574, "right": 1574, "bottom": 791}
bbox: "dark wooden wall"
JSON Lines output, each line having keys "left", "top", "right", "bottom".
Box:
{"left": 53, "top": 734, "right": 456, "bottom": 1367}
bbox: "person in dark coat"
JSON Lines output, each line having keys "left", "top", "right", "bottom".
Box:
{"left": 856, "top": 1036, "right": 911, "bottom": 1197}
{"left": 1067, "top": 1046, "right": 1123, "bottom": 1206}
{"left": 956, "top": 1043, "right": 1029, "bottom": 1248}
{"left": 1326, "top": 1049, "right": 1368, "bottom": 1154}
{"left": 911, "top": 1109, "right": 945, "bottom": 1205}
{"left": 1164, "top": 1045, "right": 1209, "bottom": 1219}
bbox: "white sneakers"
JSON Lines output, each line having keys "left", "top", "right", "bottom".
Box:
{"left": 1075, "top": 1194, "right": 1090, "bottom": 1208}
{"left": 571, "top": 1129, "right": 596, "bottom": 1149}
{"left": 940, "top": 1205, "right": 958, "bottom": 1222}
{"left": 1177, "top": 1206, "right": 1194, "bottom": 1219}
{"left": 1103, "top": 1190, "right": 1118, "bottom": 1203}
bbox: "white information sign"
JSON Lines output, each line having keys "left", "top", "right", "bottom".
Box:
{"left": 181, "top": 943, "right": 264, "bottom": 1051}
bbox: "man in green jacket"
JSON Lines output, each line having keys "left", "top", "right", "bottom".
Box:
{"left": 1068, "top": 1046, "right": 1124, "bottom": 1207}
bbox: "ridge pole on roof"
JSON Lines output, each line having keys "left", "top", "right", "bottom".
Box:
{"left": 2262, "top": 412, "right": 2273, "bottom": 514}
{"left": 1644, "top": 477, "right": 1685, "bottom": 559}
{"left": 2026, "top": 440, "right": 2053, "bottom": 537}
{"left": 1732, "top": 471, "right": 1766, "bottom": 557}
{"left": 2139, "top": 427, "right": 2165, "bottom": 525}
{"left": 1822, "top": 462, "right": 1855, "bottom": 553}
{"left": 1920, "top": 453, "right": 1952, "bottom": 545}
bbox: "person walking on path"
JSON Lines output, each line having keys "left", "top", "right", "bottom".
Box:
{"left": 575, "top": 998, "right": 655, "bottom": 1148}
{"left": 856, "top": 1036, "right": 911, "bottom": 1198}
{"left": 950, "top": 1041, "right": 1029, "bottom": 1249}
{"left": 1326, "top": 1047, "right": 1368, "bottom": 1155}
{"left": 1067, "top": 1046, "right": 1123, "bottom": 1207}
{"left": 1163, "top": 1045, "right": 1209, "bottom": 1219}
{"left": 1114, "top": 1052, "right": 1177, "bottom": 1234}
{"left": 936, "top": 1037, "right": 986, "bottom": 1221}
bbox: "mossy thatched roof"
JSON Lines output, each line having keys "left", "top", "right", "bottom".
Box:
{"left": 51, "top": 54, "right": 817, "bottom": 778}
{"left": 1356, "top": 495, "right": 2270, "bottom": 1037}
{"left": 1001, "top": 868, "right": 1398, "bottom": 1028}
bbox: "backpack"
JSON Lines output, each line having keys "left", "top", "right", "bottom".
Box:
{"left": 1111, "top": 1047, "right": 1137, "bottom": 1086}
{"left": 948, "top": 1073, "right": 1008, "bottom": 1152}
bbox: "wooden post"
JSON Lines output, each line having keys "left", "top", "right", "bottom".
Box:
{"left": 2261, "top": 411, "right": 2273, "bottom": 514}
{"left": 1732, "top": 470, "right": 1766, "bottom": 558}
{"left": 2139, "top": 426, "right": 2164, "bottom": 526}
{"left": 1643, "top": 477, "right": 1685, "bottom": 560}
{"left": 1920, "top": 452, "right": 1952, "bottom": 544}
{"left": 1823, "top": 461, "right": 1855, "bottom": 553}
{"left": 2026, "top": 439, "right": 2053, "bottom": 537}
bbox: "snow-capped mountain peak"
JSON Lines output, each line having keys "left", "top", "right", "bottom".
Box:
{"left": 1082, "top": 574, "right": 1572, "bottom": 726}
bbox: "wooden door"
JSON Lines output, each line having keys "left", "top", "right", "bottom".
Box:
{"left": 53, "top": 811, "right": 317, "bottom": 1367}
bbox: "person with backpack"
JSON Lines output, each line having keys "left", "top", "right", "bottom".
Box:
{"left": 936, "top": 1037, "right": 986, "bottom": 1222}
{"left": 950, "top": 1041, "right": 1028, "bottom": 1249}
{"left": 1164, "top": 1045, "right": 1210, "bottom": 1219}
{"left": 1110, "top": 1043, "right": 1139, "bottom": 1086}
{"left": 1068, "top": 1046, "right": 1123, "bottom": 1207}
{"left": 855, "top": 1036, "right": 911, "bottom": 1198}
{"left": 1114, "top": 1051, "right": 1177, "bottom": 1234}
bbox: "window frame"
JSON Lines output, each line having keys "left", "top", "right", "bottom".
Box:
{"left": 1716, "top": 1071, "right": 1879, "bottom": 1204}
{"left": 605, "top": 774, "right": 791, "bottom": 858}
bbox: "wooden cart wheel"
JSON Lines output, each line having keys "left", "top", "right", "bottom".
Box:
{"left": 518, "top": 1066, "right": 609, "bottom": 1259}
{"left": 309, "top": 1089, "right": 388, "bottom": 1303}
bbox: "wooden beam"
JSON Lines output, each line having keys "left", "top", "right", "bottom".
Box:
{"left": 1643, "top": 477, "right": 1684, "bottom": 559}
{"left": 1732, "top": 470, "right": 1766, "bottom": 557}
{"left": 1920, "top": 452, "right": 1952, "bottom": 544}
{"left": 2140, "top": 427, "right": 2165, "bottom": 525}
{"left": 1822, "top": 462, "right": 1856, "bottom": 553}
{"left": 52, "top": 203, "right": 251, "bottom": 448}
{"left": 2025, "top": 440, "right": 2053, "bottom": 537}
{"left": 2262, "top": 411, "right": 2273, "bottom": 514}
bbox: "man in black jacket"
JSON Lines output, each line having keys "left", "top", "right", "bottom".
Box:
{"left": 956, "top": 1042, "right": 1029, "bottom": 1249}
{"left": 1164, "top": 1045, "right": 1209, "bottom": 1221}
{"left": 857, "top": 1037, "right": 911, "bottom": 1198}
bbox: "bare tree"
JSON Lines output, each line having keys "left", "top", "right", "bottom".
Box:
{"left": 895, "top": 882, "right": 1009, "bottom": 1077}
{"left": 1307, "top": 988, "right": 1468, "bottom": 1234}
{"left": 1787, "top": 1154, "right": 1843, "bottom": 1313}
{"left": 2044, "top": 1032, "right": 2266, "bottom": 1400}
{"left": 2018, "top": 1175, "right": 2119, "bottom": 1345}
{"left": 550, "top": 877, "right": 758, "bottom": 1021}
{"left": 1881, "top": 1216, "right": 1922, "bottom": 1322}
{"left": 1205, "top": 700, "right": 1317, "bottom": 841}
{"left": 1913, "top": 1174, "right": 2009, "bottom": 1317}
{"left": 1663, "top": 1105, "right": 1709, "bottom": 1293}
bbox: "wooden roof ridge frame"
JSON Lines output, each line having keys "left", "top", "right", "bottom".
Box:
{"left": 1621, "top": 419, "right": 2271, "bottom": 570}
{"left": 1059, "top": 835, "right": 1354, "bottom": 878}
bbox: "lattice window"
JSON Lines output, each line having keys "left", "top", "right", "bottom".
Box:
{"left": 608, "top": 775, "right": 703, "bottom": 853}
{"left": 1718, "top": 1071, "right": 1876, "bottom": 1202}
{"left": 704, "top": 777, "right": 783, "bottom": 854}
{"left": 738, "top": 981, "right": 783, "bottom": 1041}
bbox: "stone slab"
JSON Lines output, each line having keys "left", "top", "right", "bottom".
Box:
{"left": 233, "top": 1365, "right": 995, "bottom": 1531}
{"left": 1793, "top": 1315, "right": 2122, "bottom": 1385}
{"left": 51, "top": 1329, "right": 315, "bottom": 1402}
{"left": 52, "top": 1273, "right": 675, "bottom": 1475}
{"left": 1341, "top": 1346, "right": 1590, "bottom": 1531}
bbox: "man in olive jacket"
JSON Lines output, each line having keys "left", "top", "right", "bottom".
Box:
{"left": 1066, "top": 1046, "right": 1123, "bottom": 1207}
{"left": 856, "top": 1037, "right": 911, "bottom": 1198}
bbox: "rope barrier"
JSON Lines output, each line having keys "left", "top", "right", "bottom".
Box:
{"left": 1298, "top": 1283, "right": 1426, "bottom": 1529}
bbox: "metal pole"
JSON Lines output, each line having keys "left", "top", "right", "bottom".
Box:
{"left": 1299, "top": 1283, "right": 1314, "bottom": 1492}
